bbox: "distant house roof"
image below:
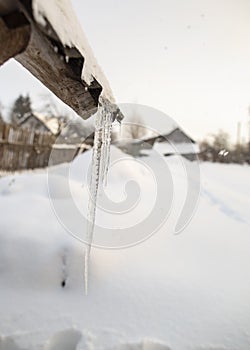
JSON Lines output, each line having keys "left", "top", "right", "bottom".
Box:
{"left": 154, "top": 141, "right": 199, "bottom": 155}
{"left": 114, "top": 126, "right": 198, "bottom": 157}
{"left": 142, "top": 127, "right": 196, "bottom": 148}
{"left": 153, "top": 127, "right": 199, "bottom": 157}
{"left": 33, "top": 113, "right": 60, "bottom": 135}
{"left": 16, "top": 112, "right": 50, "bottom": 132}
{"left": 16, "top": 112, "right": 61, "bottom": 135}
{"left": 157, "top": 127, "right": 196, "bottom": 144}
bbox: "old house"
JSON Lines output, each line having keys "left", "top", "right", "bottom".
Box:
{"left": 154, "top": 127, "right": 199, "bottom": 161}
{"left": 15, "top": 112, "right": 51, "bottom": 134}
{"left": 114, "top": 126, "right": 199, "bottom": 160}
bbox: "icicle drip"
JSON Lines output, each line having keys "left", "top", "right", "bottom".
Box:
{"left": 84, "top": 102, "right": 114, "bottom": 294}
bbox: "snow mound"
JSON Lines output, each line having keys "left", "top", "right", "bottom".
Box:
{"left": 0, "top": 336, "right": 27, "bottom": 350}
{"left": 113, "top": 340, "right": 171, "bottom": 350}
{"left": 45, "top": 329, "right": 82, "bottom": 350}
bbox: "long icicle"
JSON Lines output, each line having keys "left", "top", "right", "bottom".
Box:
{"left": 84, "top": 102, "right": 114, "bottom": 294}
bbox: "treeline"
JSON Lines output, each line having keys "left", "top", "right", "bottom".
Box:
{"left": 199, "top": 130, "right": 250, "bottom": 164}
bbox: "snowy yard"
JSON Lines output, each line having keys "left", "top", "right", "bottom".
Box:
{"left": 0, "top": 147, "right": 250, "bottom": 350}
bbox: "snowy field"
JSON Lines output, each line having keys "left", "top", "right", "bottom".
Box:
{"left": 0, "top": 147, "right": 250, "bottom": 350}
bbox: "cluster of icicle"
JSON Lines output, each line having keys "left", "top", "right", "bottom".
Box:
{"left": 84, "top": 100, "right": 116, "bottom": 294}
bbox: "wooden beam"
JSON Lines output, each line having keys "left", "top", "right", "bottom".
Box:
{"left": 0, "top": 2, "right": 103, "bottom": 119}
{"left": 0, "top": 13, "right": 30, "bottom": 66}
{"left": 0, "top": 0, "right": 17, "bottom": 16}
{"left": 16, "top": 21, "right": 99, "bottom": 119}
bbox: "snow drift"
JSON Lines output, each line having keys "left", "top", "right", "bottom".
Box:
{"left": 0, "top": 147, "right": 250, "bottom": 350}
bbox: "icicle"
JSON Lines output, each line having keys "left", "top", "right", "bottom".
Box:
{"left": 84, "top": 101, "right": 115, "bottom": 294}
{"left": 100, "top": 109, "right": 113, "bottom": 186}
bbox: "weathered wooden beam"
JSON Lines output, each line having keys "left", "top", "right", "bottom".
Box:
{"left": 0, "top": 0, "right": 17, "bottom": 16}
{"left": 0, "top": 12, "right": 30, "bottom": 66}
{"left": 0, "top": 1, "right": 104, "bottom": 119}
{"left": 15, "top": 20, "right": 99, "bottom": 119}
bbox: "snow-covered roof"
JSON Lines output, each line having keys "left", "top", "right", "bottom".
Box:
{"left": 15, "top": 111, "right": 60, "bottom": 135}
{"left": 154, "top": 141, "right": 200, "bottom": 155}
{"left": 33, "top": 112, "right": 60, "bottom": 135}
{"left": 157, "top": 127, "right": 196, "bottom": 144}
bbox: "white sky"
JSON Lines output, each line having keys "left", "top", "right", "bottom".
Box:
{"left": 0, "top": 0, "right": 250, "bottom": 142}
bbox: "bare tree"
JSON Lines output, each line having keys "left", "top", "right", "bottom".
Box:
{"left": 212, "top": 129, "right": 230, "bottom": 151}
{"left": 199, "top": 130, "right": 231, "bottom": 163}
{"left": 123, "top": 114, "right": 148, "bottom": 140}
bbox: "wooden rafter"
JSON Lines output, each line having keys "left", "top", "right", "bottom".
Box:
{"left": 0, "top": 0, "right": 105, "bottom": 119}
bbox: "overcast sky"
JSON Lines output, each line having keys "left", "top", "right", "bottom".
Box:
{"left": 0, "top": 0, "right": 250, "bottom": 142}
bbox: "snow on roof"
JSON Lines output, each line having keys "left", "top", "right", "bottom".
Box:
{"left": 33, "top": 112, "right": 59, "bottom": 134}
{"left": 32, "top": 0, "right": 115, "bottom": 103}
{"left": 154, "top": 141, "right": 199, "bottom": 155}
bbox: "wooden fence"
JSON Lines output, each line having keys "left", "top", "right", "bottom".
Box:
{"left": 0, "top": 122, "right": 90, "bottom": 171}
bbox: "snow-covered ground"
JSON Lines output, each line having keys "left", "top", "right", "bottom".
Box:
{"left": 0, "top": 147, "right": 250, "bottom": 350}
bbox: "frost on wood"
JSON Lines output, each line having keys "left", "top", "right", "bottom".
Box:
{"left": 84, "top": 100, "right": 116, "bottom": 294}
